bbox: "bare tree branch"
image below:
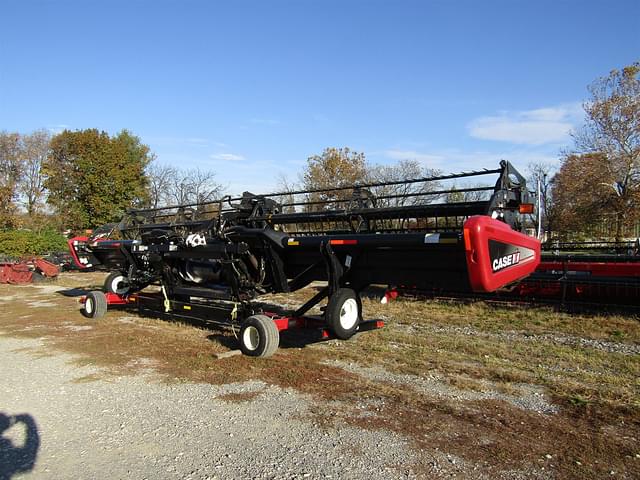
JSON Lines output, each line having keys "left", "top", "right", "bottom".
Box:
{"left": 148, "top": 164, "right": 224, "bottom": 208}
{"left": 18, "top": 129, "right": 51, "bottom": 216}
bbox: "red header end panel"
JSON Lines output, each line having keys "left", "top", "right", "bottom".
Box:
{"left": 67, "top": 236, "right": 90, "bottom": 269}
{"left": 463, "top": 216, "right": 540, "bottom": 292}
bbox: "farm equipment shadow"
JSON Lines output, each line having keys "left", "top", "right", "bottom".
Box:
{"left": 57, "top": 287, "right": 335, "bottom": 352}
{"left": 59, "top": 287, "right": 96, "bottom": 298}
{"left": 0, "top": 412, "right": 40, "bottom": 480}
{"left": 137, "top": 299, "right": 336, "bottom": 352}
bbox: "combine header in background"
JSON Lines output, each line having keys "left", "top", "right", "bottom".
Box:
{"left": 70, "top": 160, "right": 541, "bottom": 356}
{"left": 514, "top": 241, "right": 640, "bottom": 307}
{"left": 0, "top": 258, "right": 60, "bottom": 284}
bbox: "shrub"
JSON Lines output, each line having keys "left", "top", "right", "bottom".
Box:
{"left": 0, "top": 229, "right": 68, "bottom": 258}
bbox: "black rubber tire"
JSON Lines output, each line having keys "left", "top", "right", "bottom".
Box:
{"left": 238, "top": 315, "right": 280, "bottom": 358}
{"left": 31, "top": 272, "right": 46, "bottom": 283}
{"left": 82, "top": 291, "right": 108, "bottom": 319}
{"left": 104, "top": 271, "right": 130, "bottom": 295}
{"left": 326, "top": 288, "right": 362, "bottom": 340}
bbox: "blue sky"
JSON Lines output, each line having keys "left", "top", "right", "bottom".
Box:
{"left": 1, "top": 0, "right": 638, "bottom": 194}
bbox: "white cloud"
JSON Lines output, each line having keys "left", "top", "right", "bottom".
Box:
{"left": 210, "top": 152, "right": 246, "bottom": 161}
{"left": 467, "top": 103, "right": 583, "bottom": 145}
{"left": 47, "top": 124, "right": 71, "bottom": 134}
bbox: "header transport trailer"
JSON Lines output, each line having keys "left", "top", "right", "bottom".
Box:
{"left": 69, "top": 160, "right": 541, "bottom": 357}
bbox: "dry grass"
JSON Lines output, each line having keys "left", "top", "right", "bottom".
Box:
{"left": 339, "top": 296, "right": 640, "bottom": 407}
{"left": 216, "top": 391, "right": 262, "bottom": 403}
{"left": 1, "top": 273, "right": 639, "bottom": 479}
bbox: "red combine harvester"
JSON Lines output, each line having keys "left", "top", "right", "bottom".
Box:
{"left": 69, "top": 161, "right": 541, "bottom": 357}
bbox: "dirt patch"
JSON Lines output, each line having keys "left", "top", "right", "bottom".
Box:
{"left": 348, "top": 395, "right": 639, "bottom": 479}
{"left": 26, "top": 300, "right": 58, "bottom": 308}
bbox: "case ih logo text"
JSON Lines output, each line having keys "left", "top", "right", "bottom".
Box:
{"left": 492, "top": 251, "right": 521, "bottom": 272}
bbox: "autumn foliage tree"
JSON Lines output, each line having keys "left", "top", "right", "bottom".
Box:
{"left": 302, "top": 147, "right": 369, "bottom": 210}
{"left": 554, "top": 62, "right": 640, "bottom": 240}
{"left": 551, "top": 152, "right": 637, "bottom": 238}
{"left": 43, "top": 129, "right": 152, "bottom": 230}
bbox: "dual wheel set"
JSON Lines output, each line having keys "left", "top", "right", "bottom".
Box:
{"left": 82, "top": 273, "right": 364, "bottom": 358}
{"left": 81, "top": 272, "right": 131, "bottom": 318}
{"left": 238, "top": 287, "right": 362, "bottom": 357}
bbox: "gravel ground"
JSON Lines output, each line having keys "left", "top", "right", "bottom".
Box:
{"left": 0, "top": 336, "right": 423, "bottom": 479}
{"left": 322, "top": 360, "right": 559, "bottom": 415}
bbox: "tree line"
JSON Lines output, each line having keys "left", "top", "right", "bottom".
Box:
{"left": 0, "top": 129, "right": 223, "bottom": 233}
{"left": 533, "top": 61, "right": 639, "bottom": 242}
{"left": 297, "top": 62, "right": 640, "bottom": 242}
{"left": 1, "top": 61, "right": 637, "bottom": 242}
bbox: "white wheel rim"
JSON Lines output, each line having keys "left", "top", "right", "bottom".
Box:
{"left": 243, "top": 326, "right": 260, "bottom": 351}
{"left": 339, "top": 298, "right": 358, "bottom": 330}
{"left": 111, "top": 275, "right": 129, "bottom": 295}
{"left": 85, "top": 298, "right": 94, "bottom": 314}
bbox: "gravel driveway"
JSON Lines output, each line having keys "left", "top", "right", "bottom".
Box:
{"left": 0, "top": 336, "right": 420, "bottom": 479}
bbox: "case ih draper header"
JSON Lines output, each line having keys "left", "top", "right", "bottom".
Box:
{"left": 69, "top": 160, "right": 541, "bottom": 357}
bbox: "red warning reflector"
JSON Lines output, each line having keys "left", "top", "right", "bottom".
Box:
{"left": 519, "top": 203, "right": 534, "bottom": 214}
{"left": 329, "top": 239, "right": 358, "bottom": 245}
{"left": 375, "top": 320, "right": 385, "bottom": 329}
{"left": 463, "top": 228, "right": 471, "bottom": 251}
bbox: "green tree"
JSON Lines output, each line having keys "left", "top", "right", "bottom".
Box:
{"left": 43, "top": 129, "right": 152, "bottom": 230}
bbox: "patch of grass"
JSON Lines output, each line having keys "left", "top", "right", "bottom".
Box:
{"left": 217, "top": 391, "right": 261, "bottom": 403}
{"left": 568, "top": 395, "right": 590, "bottom": 407}
{"left": 363, "top": 296, "right": 640, "bottom": 343}
{"left": 445, "top": 374, "right": 488, "bottom": 392}
{"left": 72, "top": 373, "right": 108, "bottom": 384}
{"left": 610, "top": 329, "right": 627, "bottom": 340}
{"left": 325, "top": 296, "right": 640, "bottom": 407}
